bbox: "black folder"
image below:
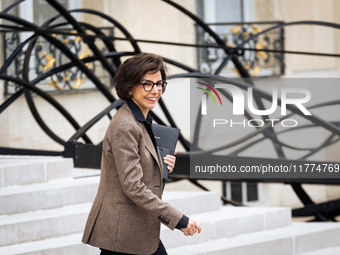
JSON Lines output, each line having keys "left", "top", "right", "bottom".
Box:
{"left": 151, "top": 124, "right": 180, "bottom": 191}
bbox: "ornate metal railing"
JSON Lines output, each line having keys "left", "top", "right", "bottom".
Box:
{"left": 0, "top": 0, "right": 340, "bottom": 222}
{"left": 196, "top": 21, "right": 284, "bottom": 77}
{"left": 2, "top": 26, "right": 114, "bottom": 95}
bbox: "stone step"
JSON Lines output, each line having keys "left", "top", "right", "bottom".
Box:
{"left": 300, "top": 246, "right": 340, "bottom": 255}
{"left": 162, "top": 191, "right": 220, "bottom": 215}
{"left": 161, "top": 206, "right": 291, "bottom": 249}
{"left": 166, "top": 222, "right": 340, "bottom": 255}
{"left": 0, "top": 156, "right": 73, "bottom": 187}
{"left": 1, "top": 222, "right": 339, "bottom": 255}
{"left": 0, "top": 191, "right": 220, "bottom": 246}
{"left": 0, "top": 203, "right": 91, "bottom": 246}
{"left": 0, "top": 176, "right": 100, "bottom": 215}
{"left": 0, "top": 163, "right": 220, "bottom": 215}
{"left": 0, "top": 233, "right": 99, "bottom": 255}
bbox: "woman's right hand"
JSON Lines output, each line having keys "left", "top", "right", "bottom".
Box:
{"left": 180, "top": 218, "right": 201, "bottom": 236}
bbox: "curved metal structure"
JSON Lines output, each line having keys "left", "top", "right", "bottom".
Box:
{"left": 0, "top": 0, "right": 340, "bottom": 221}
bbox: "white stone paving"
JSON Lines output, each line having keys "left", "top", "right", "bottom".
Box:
{"left": 0, "top": 156, "right": 73, "bottom": 187}
{"left": 167, "top": 222, "right": 340, "bottom": 255}
{"left": 299, "top": 246, "right": 340, "bottom": 255}
{"left": 0, "top": 156, "right": 339, "bottom": 255}
{"left": 0, "top": 176, "right": 100, "bottom": 215}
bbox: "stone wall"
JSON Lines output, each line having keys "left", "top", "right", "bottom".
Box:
{"left": 254, "top": 0, "right": 340, "bottom": 76}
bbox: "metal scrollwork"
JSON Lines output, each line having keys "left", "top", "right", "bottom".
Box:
{"left": 196, "top": 22, "right": 285, "bottom": 77}
{"left": 2, "top": 30, "right": 24, "bottom": 93}
{"left": 3, "top": 27, "right": 113, "bottom": 94}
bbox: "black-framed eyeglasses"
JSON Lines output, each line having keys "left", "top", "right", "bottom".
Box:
{"left": 139, "top": 80, "right": 167, "bottom": 92}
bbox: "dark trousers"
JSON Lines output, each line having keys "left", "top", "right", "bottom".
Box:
{"left": 100, "top": 240, "right": 167, "bottom": 255}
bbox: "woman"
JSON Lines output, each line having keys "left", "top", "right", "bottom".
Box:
{"left": 82, "top": 53, "right": 201, "bottom": 255}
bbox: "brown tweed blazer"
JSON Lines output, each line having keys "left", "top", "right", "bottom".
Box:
{"left": 82, "top": 102, "right": 183, "bottom": 255}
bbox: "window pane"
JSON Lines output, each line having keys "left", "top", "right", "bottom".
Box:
{"left": 33, "top": 0, "right": 68, "bottom": 26}
{"left": 231, "top": 181, "right": 242, "bottom": 202}
{"left": 247, "top": 182, "right": 258, "bottom": 202}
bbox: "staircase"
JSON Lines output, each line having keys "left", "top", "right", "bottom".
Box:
{"left": 0, "top": 156, "right": 339, "bottom": 255}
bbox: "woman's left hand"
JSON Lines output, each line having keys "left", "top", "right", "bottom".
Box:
{"left": 163, "top": 150, "right": 177, "bottom": 173}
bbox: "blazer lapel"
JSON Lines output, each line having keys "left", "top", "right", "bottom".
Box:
{"left": 143, "top": 127, "right": 163, "bottom": 173}
{"left": 123, "top": 102, "right": 163, "bottom": 176}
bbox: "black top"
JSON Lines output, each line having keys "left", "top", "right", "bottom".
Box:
{"left": 127, "top": 99, "right": 189, "bottom": 230}
{"left": 127, "top": 99, "right": 158, "bottom": 154}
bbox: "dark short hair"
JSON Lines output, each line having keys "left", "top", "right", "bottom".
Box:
{"left": 114, "top": 53, "right": 168, "bottom": 101}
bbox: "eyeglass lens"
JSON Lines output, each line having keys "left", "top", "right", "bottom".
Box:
{"left": 142, "top": 80, "right": 166, "bottom": 91}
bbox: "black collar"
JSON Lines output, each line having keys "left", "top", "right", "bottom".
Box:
{"left": 127, "top": 99, "right": 153, "bottom": 124}
{"left": 127, "top": 99, "right": 158, "bottom": 155}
